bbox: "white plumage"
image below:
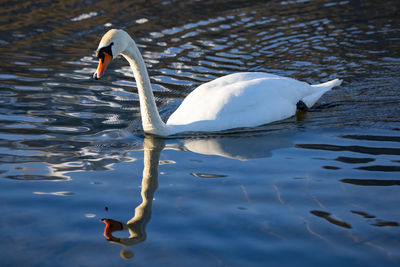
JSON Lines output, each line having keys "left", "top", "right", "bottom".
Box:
{"left": 167, "top": 72, "right": 341, "bottom": 133}
{"left": 94, "top": 30, "right": 342, "bottom": 137}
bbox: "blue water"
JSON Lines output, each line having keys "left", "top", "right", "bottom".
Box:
{"left": 0, "top": 0, "right": 399, "bottom": 266}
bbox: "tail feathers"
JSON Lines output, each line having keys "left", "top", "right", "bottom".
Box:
{"left": 311, "top": 78, "right": 343, "bottom": 89}
{"left": 302, "top": 78, "right": 342, "bottom": 108}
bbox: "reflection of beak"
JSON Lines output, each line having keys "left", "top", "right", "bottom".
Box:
{"left": 101, "top": 218, "right": 123, "bottom": 242}
{"left": 93, "top": 52, "right": 112, "bottom": 80}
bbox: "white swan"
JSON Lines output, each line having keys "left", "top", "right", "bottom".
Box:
{"left": 93, "top": 29, "right": 342, "bottom": 136}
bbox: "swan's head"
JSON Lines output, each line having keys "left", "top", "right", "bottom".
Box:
{"left": 93, "top": 29, "right": 131, "bottom": 80}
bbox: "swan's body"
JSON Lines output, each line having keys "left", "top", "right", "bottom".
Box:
{"left": 94, "top": 29, "right": 342, "bottom": 136}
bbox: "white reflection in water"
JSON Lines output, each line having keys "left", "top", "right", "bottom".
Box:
{"left": 101, "top": 133, "right": 292, "bottom": 259}
{"left": 179, "top": 134, "right": 292, "bottom": 160}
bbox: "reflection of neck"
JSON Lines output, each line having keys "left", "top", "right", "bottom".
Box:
{"left": 120, "top": 136, "right": 164, "bottom": 246}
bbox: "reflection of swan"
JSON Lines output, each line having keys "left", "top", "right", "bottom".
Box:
{"left": 176, "top": 133, "right": 292, "bottom": 160}
{"left": 93, "top": 29, "right": 342, "bottom": 137}
{"left": 101, "top": 135, "right": 164, "bottom": 259}
{"left": 101, "top": 132, "right": 291, "bottom": 258}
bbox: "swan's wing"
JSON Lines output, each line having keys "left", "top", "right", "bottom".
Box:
{"left": 167, "top": 72, "right": 313, "bottom": 131}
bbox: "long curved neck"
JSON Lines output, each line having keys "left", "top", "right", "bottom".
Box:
{"left": 121, "top": 39, "right": 170, "bottom": 136}
{"left": 115, "top": 136, "right": 164, "bottom": 247}
{"left": 125, "top": 136, "right": 163, "bottom": 245}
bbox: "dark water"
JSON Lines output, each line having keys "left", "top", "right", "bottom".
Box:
{"left": 1, "top": 0, "right": 399, "bottom": 266}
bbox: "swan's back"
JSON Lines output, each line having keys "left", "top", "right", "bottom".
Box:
{"left": 167, "top": 72, "right": 332, "bottom": 133}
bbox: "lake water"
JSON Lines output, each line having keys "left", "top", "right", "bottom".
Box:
{"left": 0, "top": 0, "right": 399, "bottom": 266}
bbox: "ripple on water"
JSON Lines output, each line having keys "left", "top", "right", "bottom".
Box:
{"left": 190, "top": 172, "right": 228, "bottom": 178}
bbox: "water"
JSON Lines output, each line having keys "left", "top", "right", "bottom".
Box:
{"left": 0, "top": 0, "right": 399, "bottom": 266}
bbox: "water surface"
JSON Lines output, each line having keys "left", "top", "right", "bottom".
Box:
{"left": 0, "top": 0, "right": 399, "bottom": 266}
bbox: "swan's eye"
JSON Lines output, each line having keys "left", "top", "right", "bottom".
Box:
{"left": 96, "top": 42, "right": 114, "bottom": 62}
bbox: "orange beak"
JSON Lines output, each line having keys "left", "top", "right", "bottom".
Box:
{"left": 93, "top": 52, "right": 112, "bottom": 80}
{"left": 101, "top": 218, "right": 123, "bottom": 242}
